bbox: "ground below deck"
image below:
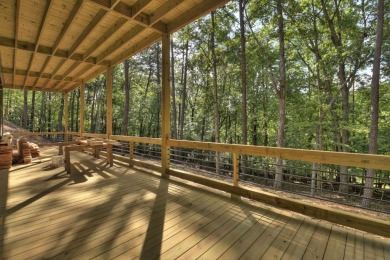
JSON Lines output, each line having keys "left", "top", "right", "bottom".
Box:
{"left": 0, "top": 147, "right": 389, "bottom": 259}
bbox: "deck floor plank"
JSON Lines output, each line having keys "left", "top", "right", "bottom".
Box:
{"left": 323, "top": 224, "right": 348, "bottom": 259}
{"left": 0, "top": 148, "right": 388, "bottom": 260}
{"left": 280, "top": 217, "right": 319, "bottom": 260}
{"left": 238, "top": 210, "right": 294, "bottom": 259}
{"left": 344, "top": 230, "right": 365, "bottom": 260}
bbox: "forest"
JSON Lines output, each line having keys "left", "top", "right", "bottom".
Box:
{"left": 3, "top": 0, "right": 389, "bottom": 209}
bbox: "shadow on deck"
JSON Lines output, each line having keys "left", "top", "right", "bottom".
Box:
{"left": 0, "top": 147, "right": 389, "bottom": 259}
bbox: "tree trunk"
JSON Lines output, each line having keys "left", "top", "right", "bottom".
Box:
{"left": 39, "top": 92, "right": 46, "bottom": 132}
{"left": 274, "top": 0, "right": 287, "bottom": 189}
{"left": 362, "top": 0, "right": 384, "bottom": 208}
{"left": 179, "top": 40, "right": 189, "bottom": 140}
{"left": 171, "top": 39, "right": 178, "bottom": 139}
{"left": 70, "top": 90, "right": 75, "bottom": 131}
{"left": 155, "top": 43, "right": 161, "bottom": 137}
{"left": 58, "top": 94, "right": 64, "bottom": 132}
{"left": 76, "top": 89, "right": 80, "bottom": 132}
{"left": 30, "top": 91, "right": 35, "bottom": 131}
{"left": 211, "top": 11, "right": 221, "bottom": 175}
{"left": 90, "top": 82, "right": 97, "bottom": 132}
{"left": 239, "top": 0, "right": 248, "bottom": 178}
{"left": 121, "top": 59, "right": 131, "bottom": 135}
{"left": 23, "top": 90, "right": 28, "bottom": 129}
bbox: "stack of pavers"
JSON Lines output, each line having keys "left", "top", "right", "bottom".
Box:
{"left": 18, "top": 138, "right": 32, "bottom": 163}
{"left": 0, "top": 145, "right": 13, "bottom": 169}
{"left": 29, "top": 142, "right": 40, "bottom": 158}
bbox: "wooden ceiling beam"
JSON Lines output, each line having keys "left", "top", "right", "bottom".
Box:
{"left": 96, "top": 24, "right": 145, "bottom": 65}
{"left": 86, "top": 0, "right": 166, "bottom": 33}
{"left": 33, "top": 0, "right": 84, "bottom": 90}
{"left": 22, "top": 0, "right": 53, "bottom": 90}
{"left": 167, "top": 0, "right": 230, "bottom": 33}
{"left": 150, "top": 0, "right": 186, "bottom": 26}
{"left": 3, "top": 84, "right": 53, "bottom": 92}
{"left": 62, "top": 17, "right": 128, "bottom": 83}
{"left": 52, "top": 0, "right": 84, "bottom": 55}
{"left": 46, "top": 8, "right": 109, "bottom": 91}
{"left": 132, "top": 0, "right": 153, "bottom": 18}
{"left": 2, "top": 67, "right": 79, "bottom": 83}
{"left": 0, "top": 37, "right": 97, "bottom": 65}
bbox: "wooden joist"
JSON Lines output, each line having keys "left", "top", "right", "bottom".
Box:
{"left": 0, "top": 0, "right": 232, "bottom": 93}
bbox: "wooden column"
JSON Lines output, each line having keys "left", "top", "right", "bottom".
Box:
{"left": 106, "top": 67, "right": 113, "bottom": 139}
{"left": 80, "top": 83, "right": 85, "bottom": 137}
{"left": 161, "top": 33, "right": 171, "bottom": 177}
{"left": 231, "top": 152, "right": 241, "bottom": 200}
{"left": 129, "top": 141, "right": 134, "bottom": 167}
{"left": 0, "top": 82, "right": 3, "bottom": 137}
{"left": 64, "top": 93, "right": 69, "bottom": 142}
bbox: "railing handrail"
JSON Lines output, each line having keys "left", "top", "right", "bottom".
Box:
{"left": 110, "top": 135, "right": 162, "bottom": 145}
{"left": 167, "top": 139, "right": 390, "bottom": 171}
{"left": 10, "top": 131, "right": 65, "bottom": 136}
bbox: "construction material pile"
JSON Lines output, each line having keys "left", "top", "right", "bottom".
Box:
{"left": 18, "top": 138, "right": 32, "bottom": 163}
{"left": 29, "top": 143, "right": 40, "bottom": 158}
{"left": 0, "top": 145, "right": 13, "bottom": 169}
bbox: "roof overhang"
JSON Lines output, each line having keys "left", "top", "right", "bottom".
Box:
{"left": 0, "top": 0, "right": 230, "bottom": 93}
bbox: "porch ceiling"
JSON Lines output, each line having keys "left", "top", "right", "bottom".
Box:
{"left": 0, "top": 0, "right": 229, "bottom": 93}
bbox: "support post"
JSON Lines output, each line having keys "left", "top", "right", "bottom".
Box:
{"left": 129, "top": 141, "right": 134, "bottom": 167}
{"left": 106, "top": 67, "right": 113, "bottom": 139}
{"left": 80, "top": 83, "right": 85, "bottom": 137}
{"left": 0, "top": 84, "right": 3, "bottom": 137}
{"left": 161, "top": 33, "right": 171, "bottom": 178}
{"left": 64, "top": 93, "right": 69, "bottom": 142}
{"left": 231, "top": 152, "right": 241, "bottom": 200}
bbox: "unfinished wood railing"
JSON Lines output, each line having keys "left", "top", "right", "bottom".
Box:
{"left": 8, "top": 132, "right": 390, "bottom": 237}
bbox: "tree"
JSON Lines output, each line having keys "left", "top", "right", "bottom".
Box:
{"left": 274, "top": 0, "right": 287, "bottom": 189}
{"left": 362, "top": 0, "right": 385, "bottom": 208}
{"left": 121, "top": 59, "right": 131, "bottom": 135}
{"left": 239, "top": 0, "right": 248, "bottom": 176}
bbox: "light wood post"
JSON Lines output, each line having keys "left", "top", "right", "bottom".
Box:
{"left": 80, "top": 83, "right": 85, "bottom": 137}
{"left": 106, "top": 67, "right": 113, "bottom": 139}
{"left": 129, "top": 141, "right": 134, "bottom": 167}
{"left": 161, "top": 33, "right": 171, "bottom": 178}
{"left": 64, "top": 93, "right": 69, "bottom": 142}
{"left": 232, "top": 152, "right": 241, "bottom": 200}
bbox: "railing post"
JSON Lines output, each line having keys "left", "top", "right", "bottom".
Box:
{"left": 232, "top": 152, "right": 241, "bottom": 200}
{"left": 129, "top": 141, "right": 134, "bottom": 167}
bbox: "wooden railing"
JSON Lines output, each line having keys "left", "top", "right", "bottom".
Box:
{"left": 8, "top": 132, "right": 390, "bottom": 237}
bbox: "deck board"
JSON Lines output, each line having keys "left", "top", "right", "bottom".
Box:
{"left": 0, "top": 147, "right": 388, "bottom": 260}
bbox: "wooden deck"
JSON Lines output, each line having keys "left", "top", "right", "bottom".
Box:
{"left": 0, "top": 147, "right": 389, "bottom": 260}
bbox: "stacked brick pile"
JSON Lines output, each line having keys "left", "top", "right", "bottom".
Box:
{"left": 17, "top": 138, "right": 32, "bottom": 164}
{"left": 29, "top": 143, "right": 40, "bottom": 158}
{"left": 0, "top": 145, "right": 13, "bottom": 169}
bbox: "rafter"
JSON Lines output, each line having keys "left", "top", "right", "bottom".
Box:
{"left": 167, "top": 0, "right": 230, "bottom": 33}
{"left": 23, "top": 0, "right": 53, "bottom": 90}
{"left": 33, "top": 1, "right": 84, "bottom": 90}
{"left": 132, "top": 0, "right": 153, "bottom": 18}
{"left": 96, "top": 24, "right": 145, "bottom": 65}
{"left": 0, "top": 36, "right": 96, "bottom": 64}
{"left": 150, "top": 0, "right": 186, "bottom": 26}
{"left": 61, "top": 17, "right": 128, "bottom": 82}
{"left": 111, "top": 32, "right": 161, "bottom": 66}
{"left": 85, "top": 0, "right": 166, "bottom": 33}
{"left": 1, "top": 67, "right": 79, "bottom": 83}
{"left": 45, "top": 8, "right": 108, "bottom": 90}
{"left": 52, "top": 0, "right": 84, "bottom": 55}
